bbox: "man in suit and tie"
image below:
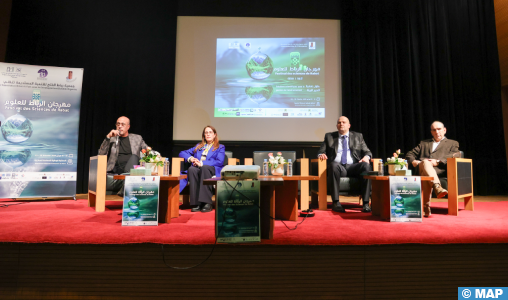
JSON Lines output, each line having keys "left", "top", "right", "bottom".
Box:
{"left": 99, "top": 116, "right": 149, "bottom": 194}
{"left": 406, "top": 121, "right": 459, "bottom": 217}
{"left": 318, "top": 116, "right": 372, "bottom": 213}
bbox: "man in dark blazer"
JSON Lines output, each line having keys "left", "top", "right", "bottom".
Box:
{"left": 99, "top": 116, "right": 148, "bottom": 173}
{"left": 99, "top": 116, "right": 149, "bottom": 195}
{"left": 406, "top": 121, "right": 459, "bottom": 217}
{"left": 318, "top": 116, "right": 373, "bottom": 213}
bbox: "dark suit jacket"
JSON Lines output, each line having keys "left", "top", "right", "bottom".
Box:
{"left": 98, "top": 133, "right": 148, "bottom": 172}
{"left": 406, "top": 138, "right": 459, "bottom": 176}
{"left": 317, "top": 131, "right": 372, "bottom": 164}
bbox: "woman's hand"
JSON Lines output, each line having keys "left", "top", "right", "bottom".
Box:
{"left": 190, "top": 157, "right": 201, "bottom": 166}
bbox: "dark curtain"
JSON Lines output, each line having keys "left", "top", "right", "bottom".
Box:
{"left": 6, "top": 0, "right": 178, "bottom": 194}
{"left": 6, "top": 0, "right": 506, "bottom": 195}
{"left": 342, "top": 0, "right": 507, "bottom": 195}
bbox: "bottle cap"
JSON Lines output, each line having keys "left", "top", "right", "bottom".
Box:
{"left": 165, "top": 157, "right": 169, "bottom": 161}
{"left": 264, "top": 159, "right": 267, "bottom": 162}
{"left": 288, "top": 159, "right": 292, "bottom": 162}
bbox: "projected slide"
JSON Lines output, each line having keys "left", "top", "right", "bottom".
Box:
{"left": 215, "top": 38, "right": 325, "bottom": 118}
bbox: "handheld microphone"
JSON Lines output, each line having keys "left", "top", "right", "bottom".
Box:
{"left": 115, "top": 130, "right": 120, "bottom": 147}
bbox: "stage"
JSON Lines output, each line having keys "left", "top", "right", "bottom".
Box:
{"left": 1, "top": 195, "right": 507, "bottom": 245}
{"left": 2, "top": 195, "right": 508, "bottom": 300}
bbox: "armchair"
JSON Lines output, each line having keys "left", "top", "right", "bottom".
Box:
{"left": 310, "top": 158, "right": 381, "bottom": 211}
{"left": 88, "top": 155, "right": 108, "bottom": 212}
{"left": 406, "top": 151, "right": 472, "bottom": 215}
{"left": 244, "top": 151, "right": 310, "bottom": 211}
{"left": 172, "top": 151, "right": 238, "bottom": 207}
{"left": 408, "top": 151, "right": 465, "bottom": 198}
{"left": 88, "top": 155, "right": 167, "bottom": 212}
{"left": 446, "top": 154, "right": 474, "bottom": 215}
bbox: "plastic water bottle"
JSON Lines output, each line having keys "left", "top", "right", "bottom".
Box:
{"left": 163, "top": 158, "right": 170, "bottom": 176}
{"left": 378, "top": 159, "right": 384, "bottom": 176}
{"left": 287, "top": 159, "right": 293, "bottom": 176}
{"left": 263, "top": 159, "right": 268, "bottom": 176}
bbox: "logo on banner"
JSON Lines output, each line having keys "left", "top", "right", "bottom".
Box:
{"left": 1, "top": 65, "right": 26, "bottom": 78}
{"left": 66, "top": 70, "right": 76, "bottom": 82}
{"left": 309, "top": 42, "right": 316, "bottom": 49}
{"left": 228, "top": 43, "right": 240, "bottom": 49}
{"left": 6, "top": 67, "right": 21, "bottom": 73}
{"left": 32, "top": 90, "right": 41, "bottom": 102}
{"left": 38, "top": 69, "right": 48, "bottom": 79}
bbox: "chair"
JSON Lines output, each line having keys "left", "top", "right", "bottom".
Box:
{"left": 88, "top": 155, "right": 110, "bottom": 212}
{"left": 244, "top": 151, "right": 310, "bottom": 211}
{"left": 105, "top": 155, "right": 165, "bottom": 195}
{"left": 406, "top": 151, "right": 473, "bottom": 215}
{"left": 408, "top": 151, "right": 465, "bottom": 198}
{"left": 446, "top": 155, "right": 473, "bottom": 215}
{"left": 89, "top": 155, "right": 167, "bottom": 212}
{"left": 172, "top": 151, "right": 238, "bottom": 207}
{"left": 310, "top": 158, "right": 381, "bottom": 211}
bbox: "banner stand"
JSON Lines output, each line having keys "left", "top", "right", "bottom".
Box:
{"left": 216, "top": 180, "right": 261, "bottom": 243}
{"left": 0, "top": 63, "right": 83, "bottom": 199}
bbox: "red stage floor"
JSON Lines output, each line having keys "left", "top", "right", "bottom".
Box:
{"left": 1, "top": 198, "right": 507, "bottom": 245}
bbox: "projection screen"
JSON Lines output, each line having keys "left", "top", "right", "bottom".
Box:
{"left": 174, "top": 16, "right": 341, "bottom": 142}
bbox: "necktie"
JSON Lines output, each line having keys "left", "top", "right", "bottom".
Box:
{"left": 341, "top": 136, "right": 348, "bottom": 164}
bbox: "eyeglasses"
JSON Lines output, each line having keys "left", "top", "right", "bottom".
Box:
{"left": 116, "top": 122, "right": 128, "bottom": 126}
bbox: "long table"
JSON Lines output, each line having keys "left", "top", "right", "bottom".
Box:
{"left": 114, "top": 175, "right": 186, "bottom": 223}
{"left": 205, "top": 175, "right": 319, "bottom": 239}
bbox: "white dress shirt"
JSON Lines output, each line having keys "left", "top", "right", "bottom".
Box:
{"left": 432, "top": 137, "right": 446, "bottom": 152}
{"left": 335, "top": 133, "right": 354, "bottom": 164}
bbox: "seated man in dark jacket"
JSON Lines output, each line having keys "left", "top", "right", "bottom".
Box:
{"left": 406, "top": 121, "right": 459, "bottom": 217}
{"left": 98, "top": 116, "right": 149, "bottom": 195}
{"left": 317, "top": 116, "right": 372, "bottom": 213}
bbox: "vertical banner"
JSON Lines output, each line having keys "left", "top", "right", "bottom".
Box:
{"left": 216, "top": 180, "right": 261, "bottom": 243}
{"left": 0, "top": 63, "right": 83, "bottom": 198}
{"left": 389, "top": 176, "right": 423, "bottom": 222}
{"left": 122, "top": 176, "right": 160, "bottom": 226}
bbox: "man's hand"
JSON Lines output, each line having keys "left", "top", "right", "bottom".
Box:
{"left": 426, "top": 159, "right": 439, "bottom": 167}
{"left": 107, "top": 130, "right": 120, "bottom": 139}
{"left": 318, "top": 154, "right": 328, "bottom": 161}
{"left": 412, "top": 160, "right": 421, "bottom": 167}
{"left": 359, "top": 156, "right": 370, "bottom": 163}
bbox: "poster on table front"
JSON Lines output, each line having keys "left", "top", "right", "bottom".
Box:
{"left": 216, "top": 180, "right": 260, "bottom": 243}
{"left": 122, "top": 176, "right": 160, "bottom": 226}
{"left": 389, "top": 176, "right": 423, "bottom": 222}
{"left": 0, "top": 63, "right": 83, "bottom": 198}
